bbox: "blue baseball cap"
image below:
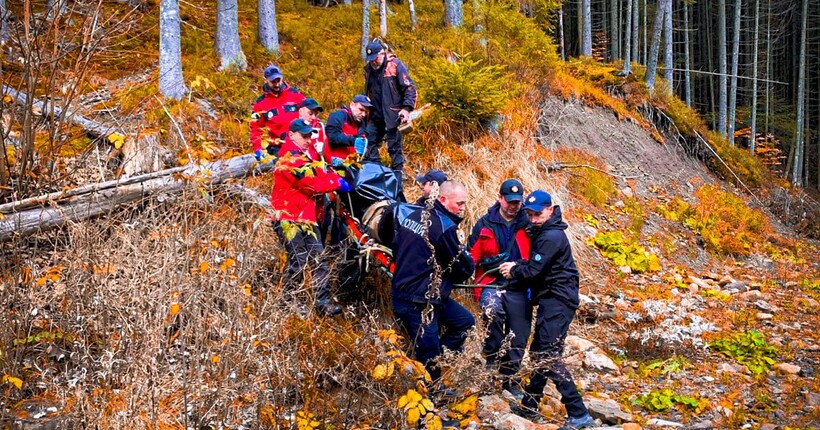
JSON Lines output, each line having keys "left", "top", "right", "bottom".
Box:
{"left": 415, "top": 169, "right": 447, "bottom": 185}
{"left": 289, "top": 118, "right": 313, "bottom": 135}
{"left": 499, "top": 179, "right": 524, "bottom": 202}
{"left": 522, "top": 190, "right": 553, "bottom": 212}
{"left": 264, "top": 65, "right": 283, "bottom": 81}
{"left": 365, "top": 41, "right": 384, "bottom": 62}
{"left": 298, "top": 98, "right": 323, "bottom": 112}
{"left": 352, "top": 94, "right": 374, "bottom": 108}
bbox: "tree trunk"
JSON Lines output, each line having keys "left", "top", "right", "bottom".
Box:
{"left": 159, "top": 0, "right": 187, "bottom": 99}
{"left": 258, "top": 0, "right": 280, "bottom": 54}
{"left": 445, "top": 0, "right": 463, "bottom": 27}
{"left": 622, "top": 0, "right": 633, "bottom": 74}
{"left": 582, "top": 0, "right": 592, "bottom": 56}
{"left": 361, "top": 0, "right": 370, "bottom": 59}
{"left": 717, "top": 0, "right": 727, "bottom": 136}
{"left": 727, "top": 0, "right": 741, "bottom": 145}
{"left": 0, "top": 154, "right": 276, "bottom": 242}
{"left": 645, "top": 0, "right": 665, "bottom": 92}
{"left": 642, "top": 0, "right": 647, "bottom": 64}
{"left": 683, "top": 0, "right": 692, "bottom": 106}
{"left": 610, "top": 0, "right": 619, "bottom": 59}
{"left": 559, "top": 6, "right": 566, "bottom": 60}
{"left": 764, "top": 0, "right": 771, "bottom": 141}
{"left": 379, "top": 0, "right": 387, "bottom": 36}
{"left": 631, "top": 0, "right": 639, "bottom": 63}
{"left": 750, "top": 0, "right": 759, "bottom": 153}
{"left": 408, "top": 0, "right": 417, "bottom": 31}
{"left": 216, "top": 0, "right": 247, "bottom": 71}
{"left": 663, "top": 0, "right": 672, "bottom": 92}
{"left": 792, "top": 0, "right": 807, "bottom": 186}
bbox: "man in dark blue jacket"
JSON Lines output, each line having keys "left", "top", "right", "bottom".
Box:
{"left": 363, "top": 40, "right": 417, "bottom": 197}
{"left": 388, "top": 180, "right": 475, "bottom": 385}
{"left": 499, "top": 190, "right": 595, "bottom": 429}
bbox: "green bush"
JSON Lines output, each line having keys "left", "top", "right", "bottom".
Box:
{"left": 710, "top": 330, "right": 778, "bottom": 376}
{"left": 634, "top": 388, "right": 706, "bottom": 413}
{"left": 417, "top": 54, "right": 509, "bottom": 138}
{"left": 589, "top": 230, "right": 661, "bottom": 273}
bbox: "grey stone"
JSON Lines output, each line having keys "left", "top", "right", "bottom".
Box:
{"left": 566, "top": 336, "right": 620, "bottom": 374}
{"left": 724, "top": 281, "right": 748, "bottom": 292}
{"left": 646, "top": 418, "right": 684, "bottom": 428}
{"left": 759, "top": 424, "right": 778, "bottom": 430}
{"left": 584, "top": 396, "right": 633, "bottom": 424}
{"left": 477, "top": 394, "right": 511, "bottom": 422}
{"left": 773, "top": 363, "right": 801, "bottom": 375}
{"left": 686, "top": 420, "right": 714, "bottom": 430}
{"left": 754, "top": 300, "right": 779, "bottom": 312}
{"left": 806, "top": 391, "right": 820, "bottom": 407}
{"left": 757, "top": 312, "right": 774, "bottom": 320}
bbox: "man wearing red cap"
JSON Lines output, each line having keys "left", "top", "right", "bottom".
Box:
{"left": 250, "top": 65, "right": 306, "bottom": 160}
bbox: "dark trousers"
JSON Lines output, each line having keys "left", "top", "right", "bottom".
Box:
{"left": 392, "top": 297, "right": 476, "bottom": 382}
{"left": 273, "top": 221, "right": 332, "bottom": 304}
{"left": 522, "top": 297, "right": 588, "bottom": 419}
{"left": 500, "top": 290, "right": 533, "bottom": 377}
{"left": 364, "top": 116, "right": 405, "bottom": 200}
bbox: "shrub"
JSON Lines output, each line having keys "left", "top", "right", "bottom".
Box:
{"left": 416, "top": 54, "right": 509, "bottom": 139}
{"left": 589, "top": 230, "right": 661, "bottom": 273}
{"left": 710, "top": 330, "right": 778, "bottom": 376}
{"left": 686, "top": 185, "right": 771, "bottom": 255}
{"left": 634, "top": 388, "right": 708, "bottom": 414}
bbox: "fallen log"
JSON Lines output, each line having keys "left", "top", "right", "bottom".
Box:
{"left": 2, "top": 85, "right": 120, "bottom": 140}
{"left": 0, "top": 154, "right": 276, "bottom": 243}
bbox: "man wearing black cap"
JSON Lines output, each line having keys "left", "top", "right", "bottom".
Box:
{"left": 250, "top": 65, "right": 306, "bottom": 161}
{"left": 414, "top": 169, "right": 448, "bottom": 205}
{"left": 498, "top": 190, "right": 595, "bottom": 429}
{"left": 271, "top": 118, "right": 353, "bottom": 317}
{"left": 297, "top": 98, "right": 329, "bottom": 162}
{"left": 326, "top": 94, "right": 372, "bottom": 162}
{"left": 363, "top": 40, "right": 417, "bottom": 195}
{"left": 466, "top": 179, "right": 532, "bottom": 400}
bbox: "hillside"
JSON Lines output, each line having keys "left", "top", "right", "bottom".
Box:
{"left": 1, "top": 0, "right": 819, "bottom": 429}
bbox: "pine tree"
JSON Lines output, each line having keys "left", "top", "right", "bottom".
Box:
{"left": 663, "top": 0, "right": 672, "bottom": 92}
{"left": 216, "top": 0, "right": 247, "bottom": 71}
{"left": 582, "top": 0, "right": 592, "bottom": 56}
{"left": 683, "top": 0, "right": 692, "bottom": 106}
{"left": 727, "top": 0, "right": 741, "bottom": 145}
{"left": 792, "top": 0, "right": 807, "bottom": 186}
{"left": 718, "top": 0, "right": 728, "bottom": 136}
{"left": 361, "top": 0, "right": 370, "bottom": 59}
{"left": 622, "top": 0, "right": 633, "bottom": 75}
{"left": 258, "top": 0, "right": 280, "bottom": 54}
{"left": 750, "top": 0, "right": 760, "bottom": 153}
{"left": 159, "top": 0, "right": 187, "bottom": 99}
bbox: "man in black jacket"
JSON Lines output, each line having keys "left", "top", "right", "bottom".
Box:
{"left": 388, "top": 180, "right": 475, "bottom": 384}
{"left": 499, "top": 190, "right": 595, "bottom": 429}
{"left": 363, "top": 40, "right": 417, "bottom": 196}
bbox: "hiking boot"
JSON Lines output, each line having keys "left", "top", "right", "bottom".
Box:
{"left": 316, "top": 301, "right": 342, "bottom": 317}
{"left": 558, "top": 413, "right": 596, "bottom": 430}
{"left": 509, "top": 403, "right": 542, "bottom": 423}
{"left": 501, "top": 381, "right": 525, "bottom": 402}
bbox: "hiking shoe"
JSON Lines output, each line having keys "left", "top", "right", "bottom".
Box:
{"left": 509, "top": 403, "right": 542, "bottom": 423}
{"left": 316, "top": 302, "right": 342, "bottom": 317}
{"left": 558, "top": 413, "right": 595, "bottom": 430}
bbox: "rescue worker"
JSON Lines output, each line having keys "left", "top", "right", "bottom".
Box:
{"left": 326, "top": 94, "right": 372, "bottom": 162}
{"left": 250, "top": 65, "right": 305, "bottom": 161}
{"left": 386, "top": 180, "right": 475, "bottom": 389}
{"left": 466, "top": 179, "right": 531, "bottom": 400}
{"left": 363, "top": 40, "right": 417, "bottom": 199}
{"left": 272, "top": 118, "right": 353, "bottom": 317}
{"left": 297, "top": 97, "right": 329, "bottom": 162}
{"left": 499, "top": 190, "right": 595, "bottom": 429}
{"left": 414, "top": 169, "right": 447, "bottom": 206}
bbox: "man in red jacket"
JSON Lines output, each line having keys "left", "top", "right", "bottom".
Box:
{"left": 250, "top": 65, "right": 305, "bottom": 161}
{"left": 272, "top": 119, "right": 353, "bottom": 317}
{"left": 297, "top": 97, "right": 329, "bottom": 162}
{"left": 326, "top": 94, "right": 372, "bottom": 163}
{"left": 466, "top": 179, "right": 531, "bottom": 400}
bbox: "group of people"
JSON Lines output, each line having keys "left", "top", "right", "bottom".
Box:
{"left": 251, "top": 41, "right": 594, "bottom": 428}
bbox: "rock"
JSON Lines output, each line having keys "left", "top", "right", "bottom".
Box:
{"left": 620, "top": 266, "right": 632, "bottom": 274}
{"left": 805, "top": 391, "right": 820, "bottom": 407}
{"left": 686, "top": 420, "right": 714, "bottom": 430}
{"left": 491, "top": 413, "right": 542, "bottom": 430}
{"left": 740, "top": 290, "right": 763, "bottom": 300}
{"left": 646, "top": 418, "right": 683, "bottom": 428}
{"left": 615, "top": 200, "right": 625, "bottom": 209}
{"left": 703, "top": 272, "right": 721, "bottom": 281}
{"left": 584, "top": 396, "right": 633, "bottom": 424}
{"left": 614, "top": 299, "right": 630, "bottom": 309}
{"left": 717, "top": 362, "right": 742, "bottom": 373}
{"left": 806, "top": 298, "right": 819, "bottom": 308}
{"left": 757, "top": 312, "right": 774, "bottom": 320}
{"left": 688, "top": 276, "right": 712, "bottom": 291}
{"left": 687, "top": 283, "right": 699, "bottom": 294}
{"left": 749, "top": 282, "right": 763, "bottom": 291}
{"left": 565, "top": 336, "right": 620, "bottom": 374}
{"left": 622, "top": 424, "right": 642, "bottom": 430}
{"left": 759, "top": 424, "right": 778, "bottom": 430}
{"left": 718, "top": 275, "right": 735, "bottom": 286}
{"left": 754, "top": 300, "right": 779, "bottom": 312}
{"left": 579, "top": 294, "right": 595, "bottom": 305}
{"left": 773, "top": 363, "right": 801, "bottom": 375}
{"left": 621, "top": 187, "right": 634, "bottom": 199}
{"left": 477, "top": 395, "right": 511, "bottom": 421}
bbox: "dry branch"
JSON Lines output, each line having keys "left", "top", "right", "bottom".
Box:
{"left": 0, "top": 154, "right": 275, "bottom": 242}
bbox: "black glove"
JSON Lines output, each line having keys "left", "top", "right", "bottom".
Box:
{"left": 266, "top": 144, "right": 279, "bottom": 156}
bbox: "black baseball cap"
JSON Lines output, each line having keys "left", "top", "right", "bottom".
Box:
{"left": 289, "top": 118, "right": 313, "bottom": 135}
{"left": 499, "top": 179, "right": 524, "bottom": 202}
{"left": 352, "top": 94, "right": 374, "bottom": 108}
{"left": 298, "top": 98, "right": 323, "bottom": 112}
{"left": 415, "top": 169, "right": 447, "bottom": 185}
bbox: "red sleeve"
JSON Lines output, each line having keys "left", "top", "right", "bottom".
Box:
{"left": 293, "top": 166, "right": 341, "bottom": 195}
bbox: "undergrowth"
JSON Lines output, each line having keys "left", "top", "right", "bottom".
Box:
{"left": 710, "top": 330, "right": 779, "bottom": 377}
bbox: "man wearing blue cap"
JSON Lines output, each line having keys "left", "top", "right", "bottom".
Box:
{"left": 499, "top": 190, "right": 595, "bottom": 429}
{"left": 466, "top": 179, "right": 532, "bottom": 401}
{"left": 363, "top": 40, "right": 417, "bottom": 197}
{"left": 297, "top": 98, "right": 329, "bottom": 162}
{"left": 414, "top": 169, "right": 448, "bottom": 205}
{"left": 250, "top": 65, "right": 305, "bottom": 161}
{"left": 326, "top": 94, "right": 372, "bottom": 161}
